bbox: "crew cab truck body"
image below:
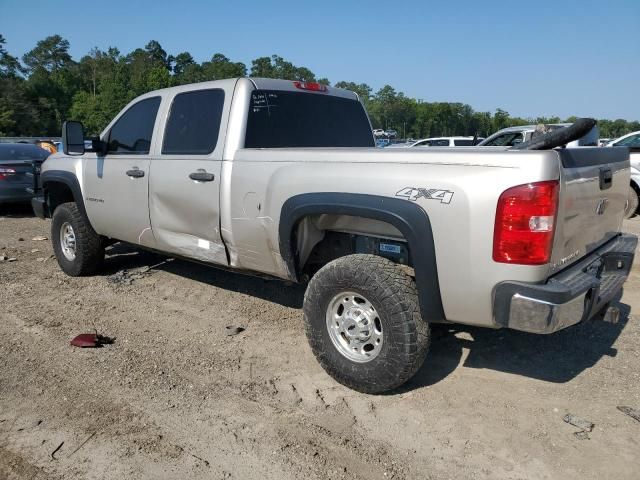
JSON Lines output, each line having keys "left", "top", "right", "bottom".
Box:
{"left": 32, "top": 78, "right": 637, "bottom": 393}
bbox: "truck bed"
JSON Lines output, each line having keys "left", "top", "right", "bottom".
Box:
{"left": 227, "top": 146, "right": 629, "bottom": 326}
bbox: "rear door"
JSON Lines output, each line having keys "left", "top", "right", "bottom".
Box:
{"left": 83, "top": 96, "right": 161, "bottom": 246}
{"left": 148, "top": 87, "right": 229, "bottom": 265}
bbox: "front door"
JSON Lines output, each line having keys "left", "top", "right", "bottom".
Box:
{"left": 82, "top": 96, "right": 161, "bottom": 247}
{"left": 148, "top": 88, "right": 228, "bottom": 265}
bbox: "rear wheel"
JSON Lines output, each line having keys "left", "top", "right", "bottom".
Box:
{"left": 624, "top": 185, "right": 639, "bottom": 219}
{"left": 51, "top": 202, "right": 104, "bottom": 276}
{"left": 303, "top": 254, "right": 430, "bottom": 393}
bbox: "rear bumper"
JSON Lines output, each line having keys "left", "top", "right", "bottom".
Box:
{"left": 493, "top": 233, "right": 637, "bottom": 334}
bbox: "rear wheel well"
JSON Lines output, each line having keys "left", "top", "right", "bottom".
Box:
{"left": 294, "top": 214, "right": 413, "bottom": 278}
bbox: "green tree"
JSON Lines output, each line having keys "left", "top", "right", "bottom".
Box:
{"left": 0, "top": 34, "right": 22, "bottom": 77}
{"left": 201, "top": 53, "right": 246, "bottom": 81}
{"left": 250, "top": 55, "right": 316, "bottom": 81}
{"left": 145, "top": 40, "right": 171, "bottom": 70}
{"left": 20, "top": 35, "right": 79, "bottom": 134}
{"left": 334, "top": 81, "right": 372, "bottom": 103}
{"left": 3, "top": 35, "right": 640, "bottom": 139}
{"left": 22, "top": 35, "right": 73, "bottom": 73}
{"left": 172, "top": 52, "right": 195, "bottom": 76}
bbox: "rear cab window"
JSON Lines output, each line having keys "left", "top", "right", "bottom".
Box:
{"left": 245, "top": 90, "right": 374, "bottom": 148}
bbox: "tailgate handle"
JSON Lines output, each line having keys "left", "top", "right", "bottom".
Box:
{"left": 599, "top": 167, "right": 612, "bottom": 190}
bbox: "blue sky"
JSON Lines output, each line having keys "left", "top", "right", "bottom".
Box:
{"left": 1, "top": 0, "right": 638, "bottom": 120}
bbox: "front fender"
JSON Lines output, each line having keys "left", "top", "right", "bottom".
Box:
{"left": 41, "top": 170, "right": 95, "bottom": 230}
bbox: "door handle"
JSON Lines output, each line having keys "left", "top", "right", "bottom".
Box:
{"left": 126, "top": 168, "right": 145, "bottom": 178}
{"left": 189, "top": 170, "right": 215, "bottom": 182}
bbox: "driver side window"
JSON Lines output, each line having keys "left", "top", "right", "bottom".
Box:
{"left": 107, "top": 97, "right": 161, "bottom": 154}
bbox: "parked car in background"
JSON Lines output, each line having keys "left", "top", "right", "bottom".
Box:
{"left": 0, "top": 143, "right": 49, "bottom": 205}
{"left": 372, "top": 129, "right": 386, "bottom": 137}
{"left": 479, "top": 123, "right": 599, "bottom": 147}
{"left": 384, "top": 129, "right": 398, "bottom": 138}
{"left": 607, "top": 131, "right": 640, "bottom": 218}
{"left": 389, "top": 136, "right": 480, "bottom": 148}
{"left": 375, "top": 138, "right": 391, "bottom": 148}
{"left": 609, "top": 131, "right": 640, "bottom": 150}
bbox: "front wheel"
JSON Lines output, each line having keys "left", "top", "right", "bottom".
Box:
{"left": 624, "top": 185, "right": 639, "bottom": 219}
{"left": 303, "top": 254, "right": 430, "bottom": 393}
{"left": 51, "top": 202, "right": 105, "bottom": 276}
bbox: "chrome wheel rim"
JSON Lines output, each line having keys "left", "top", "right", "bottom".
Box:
{"left": 60, "top": 222, "right": 77, "bottom": 261}
{"left": 325, "top": 291, "right": 383, "bottom": 363}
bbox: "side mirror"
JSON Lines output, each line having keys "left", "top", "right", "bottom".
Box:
{"left": 62, "top": 121, "right": 85, "bottom": 155}
{"left": 90, "top": 136, "right": 108, "bottom": 156}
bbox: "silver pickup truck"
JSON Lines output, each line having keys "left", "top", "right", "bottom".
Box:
{"left": 31, "top": 78, "right": 637, "bottom": 393}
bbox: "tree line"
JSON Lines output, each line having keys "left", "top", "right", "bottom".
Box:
{"left": 1, "top": 34, "right": 638, "bottom": 140}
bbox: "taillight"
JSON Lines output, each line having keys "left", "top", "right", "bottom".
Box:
{"left": 493, "top": 180, "right": 559, "bottom": 265}
{"left": 293, "top": 81, "right": 328, "bottom": 92}
{"left": 0, "top": 168, "right": 16, "bottom": 181}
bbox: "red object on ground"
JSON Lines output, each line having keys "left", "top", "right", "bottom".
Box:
{"left": 70, "top": 333, "right": 99, "bottom": 348}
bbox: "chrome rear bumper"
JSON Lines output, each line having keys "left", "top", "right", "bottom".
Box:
{"left": 493, "top": 233, "right": 637, "bottom": 334}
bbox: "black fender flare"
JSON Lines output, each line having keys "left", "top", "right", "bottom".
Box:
{"left": 279, "top": 193, "right": 445, "bottom": 323}
{"left": 41, "top": 170, "right": 95, "bottom": 229}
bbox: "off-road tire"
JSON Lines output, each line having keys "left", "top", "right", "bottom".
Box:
{"left": 303, "top": 254, "right": 430, "bottom": 393}
{"left": 51, "top": 202, "right": 104, "bottom": 276}
{"left": 624, "top": 185, "right": 639, "bottom": 219}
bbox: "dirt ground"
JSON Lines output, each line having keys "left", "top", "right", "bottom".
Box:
{"left": 1, "top": 204, "right": 639, "bottom": 480}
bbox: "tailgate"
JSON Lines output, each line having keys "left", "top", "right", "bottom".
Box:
{"left": 551, "top": 147, "right": 629, "bottom": 271}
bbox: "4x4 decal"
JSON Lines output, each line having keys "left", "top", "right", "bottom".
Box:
{"left": 395, "top": 187, "right": 454, "bottom": 204}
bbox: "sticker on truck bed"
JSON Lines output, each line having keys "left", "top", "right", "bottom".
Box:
{"left": 395, "top": 187, "right": 454, "bottom": 204}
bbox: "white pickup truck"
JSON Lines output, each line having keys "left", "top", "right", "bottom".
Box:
{"left": 31, "top": 78, "right": 636, "bottom": 393}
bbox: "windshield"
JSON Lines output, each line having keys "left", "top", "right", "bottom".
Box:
{"left": 615, "top": 134, "right": 640, "bottom": 148}
{"left": 245, "top": 90, "right": 374, "bottom": 148}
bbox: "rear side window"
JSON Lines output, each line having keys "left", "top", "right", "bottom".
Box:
{"left": 454, "top": 139, "right": 474, "bottom": 146}
{"left": 162, "top": 89, "right": 225, "bottom": 155}
{"left": 430, "top": 139, "right": 450, "bottom": 146}
{"left": 245, "top": 90, "right": 373, "bottom": 148}
{"left": 108, "top": 97, "right": 161, "bottom": 154}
